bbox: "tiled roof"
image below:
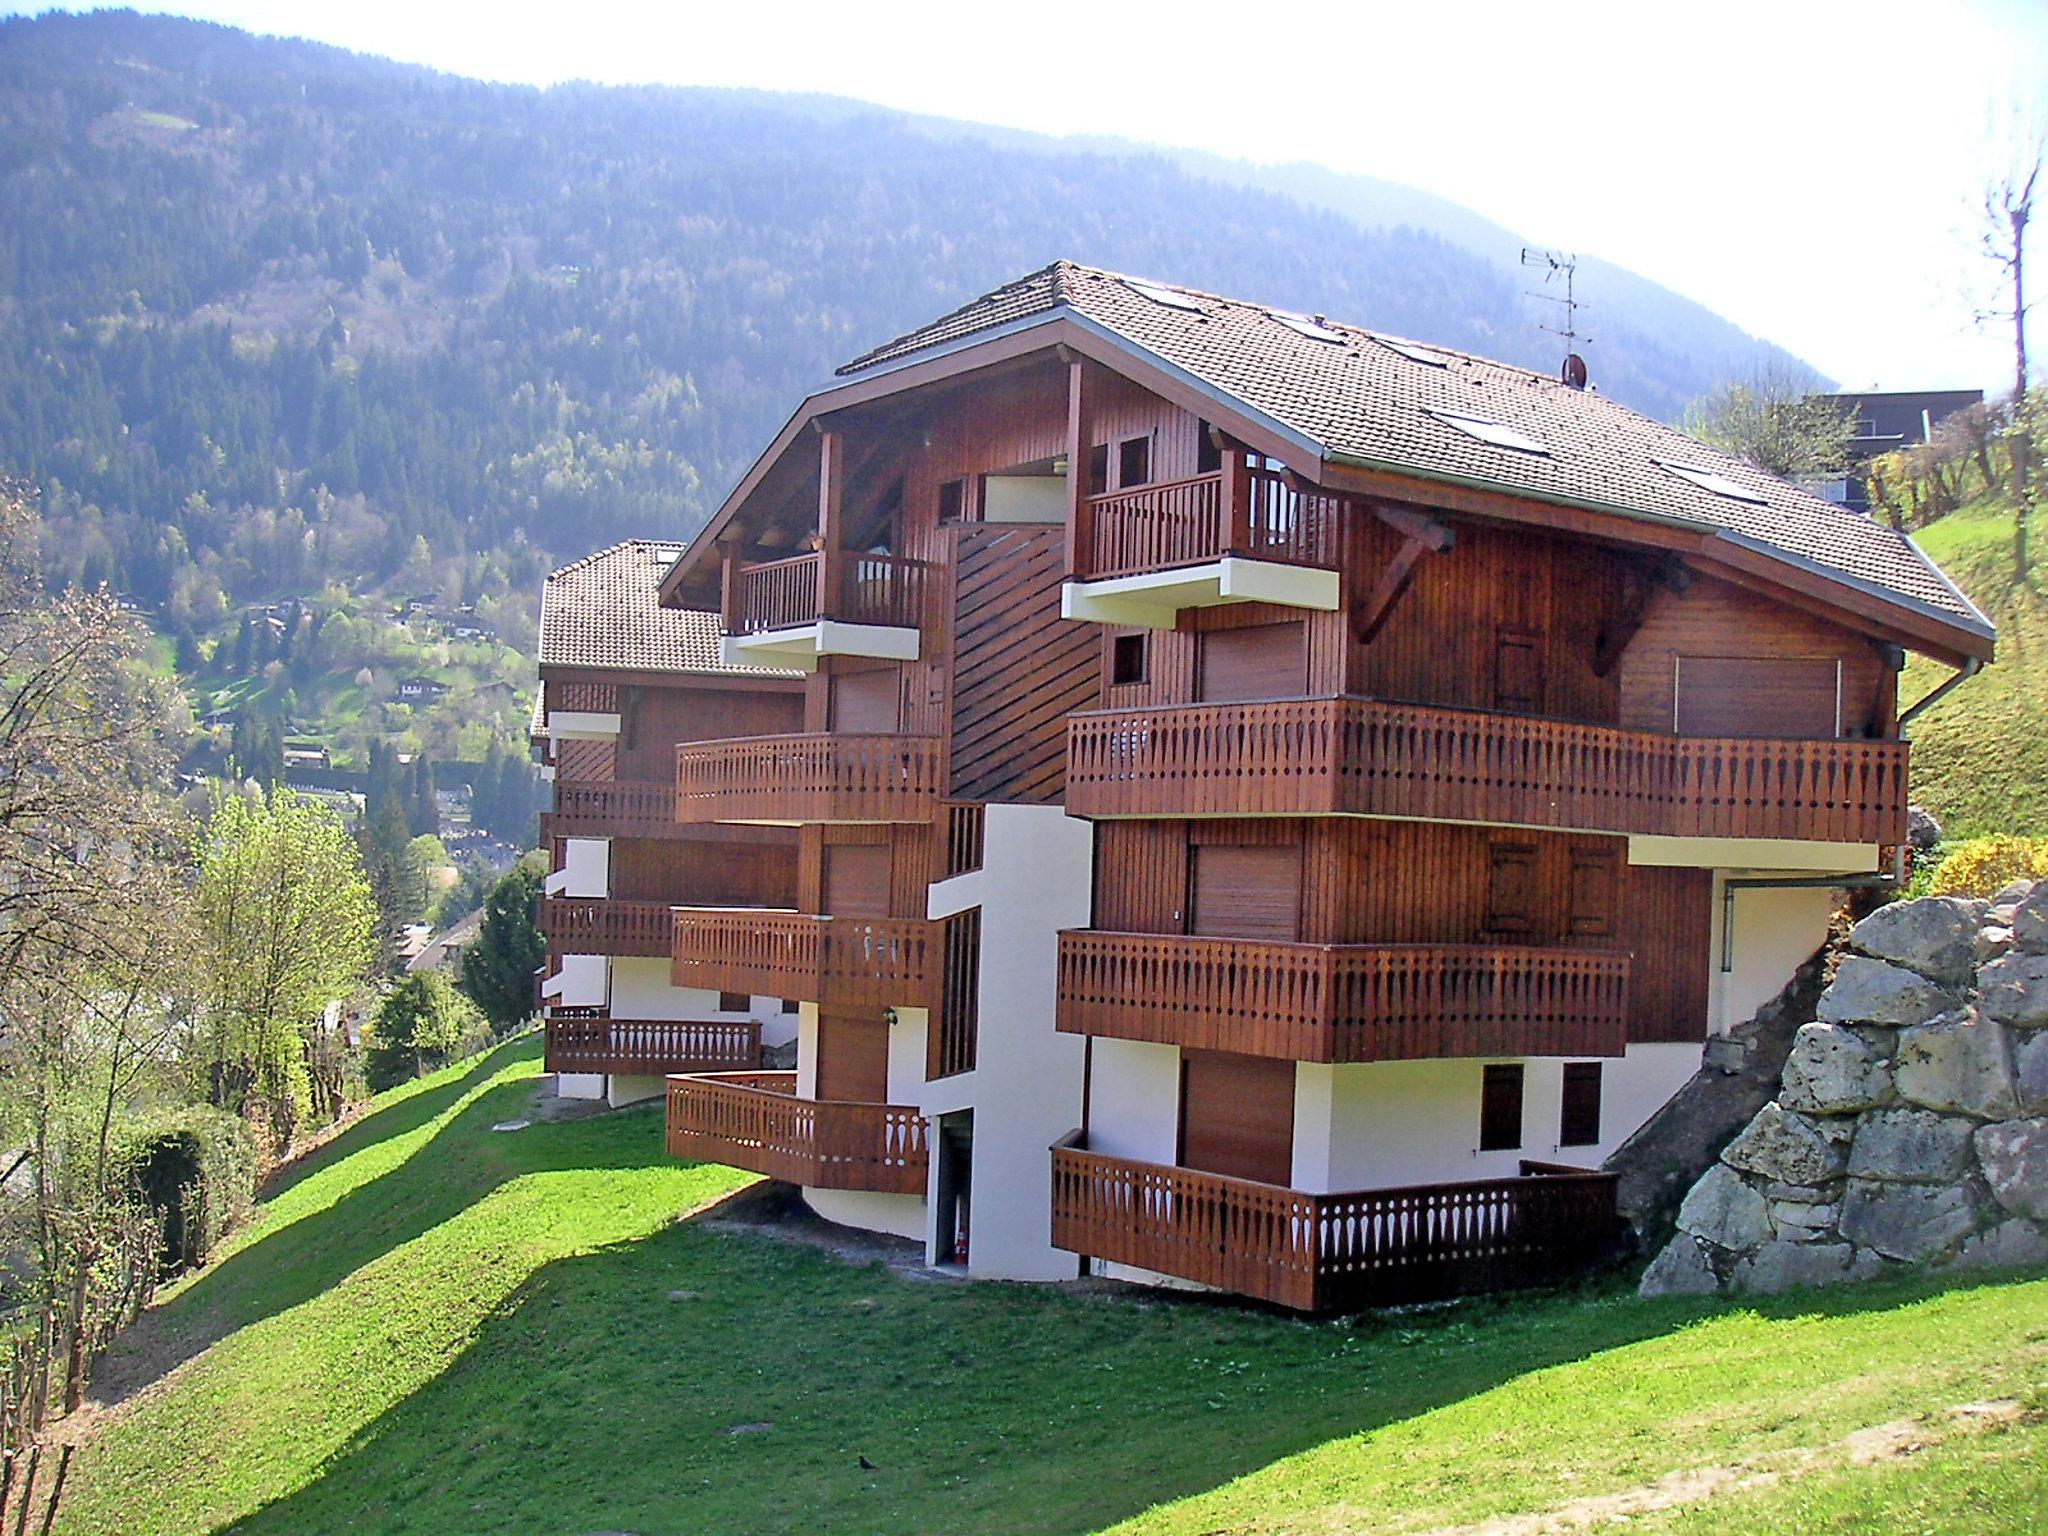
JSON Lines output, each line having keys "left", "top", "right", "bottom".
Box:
{"left": 838, "top": 262, "right": 1989, "bottom": 638}
{"left": 540, "top": 541, "right": 794, "bottom": 676}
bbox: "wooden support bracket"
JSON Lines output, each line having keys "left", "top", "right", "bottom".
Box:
{"left": 1351, "top": 504, "right": 1453, "bottom": 645}
{"left": 1591, "top": 556, "right": 1691, "bottom": 677}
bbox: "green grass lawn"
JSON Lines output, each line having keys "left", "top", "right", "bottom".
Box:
{"left": 55, "top": 1037, "right": 2048, "bottom": 1536}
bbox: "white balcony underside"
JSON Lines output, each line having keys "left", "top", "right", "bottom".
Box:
{"left": 1060, "top": 557, "right": 1340, "bottom": 629}
{"left": 719, "top": 620, "right": 921, "bottom": 672}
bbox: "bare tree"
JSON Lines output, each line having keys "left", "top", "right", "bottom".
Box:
{"left": 1684, "top": 368, "right": 1857, "bottom": 483}
{"left": 1978, "top": 131, "right": 2042, "bottom": 574}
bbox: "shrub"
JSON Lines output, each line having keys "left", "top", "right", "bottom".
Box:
{"left": 1926, "top": 834, "right": 2048, "bottom": 898}
{"left": 366, "top": 971, "right": 489, "bottom": 1092}
{"left": 120, "top": 1106, "right": 259, "bottom": 1272}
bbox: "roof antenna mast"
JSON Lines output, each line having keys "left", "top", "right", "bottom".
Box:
{"left": 1520, "top": 247, "right": 1591, "bottom": 389}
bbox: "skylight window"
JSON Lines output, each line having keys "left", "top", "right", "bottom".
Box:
{"left": 1123, "top": 278, "right": 1203, "bottom": 312}
{"left": 1656, "top": 459, "right": 1767, "bottom": 505}
{"left": 1426, "top": 410, "right": 1550, "bottom": 456}
{"left": 1269, "top": 310, "right": 1347, "bottom": 344}
{"left": 1371, "top": 334, "right": 1450, "bottom": 368}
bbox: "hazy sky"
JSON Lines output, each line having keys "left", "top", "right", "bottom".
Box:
{"left": 21, "top": 0, "right": 2048, "bottom": 392}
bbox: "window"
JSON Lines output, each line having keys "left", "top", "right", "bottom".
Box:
{"left": 1087, "top": 443, "right": 1110, "bottom": 496}
{"left": 1118, "top": 435, "right": 1152, "bottom": 489}
{"left": 1111, "top": 631, "right": 1147, "bottom": 686}
{"left": 1427, "top": 410, "right": 1550, "bottom": 456}
{"left": 1560, "top": 1063, "right": 1603, "bottom": 1147}
{"left": 781, "top": 998, "right": 800, "bottom": 1014}
{"left": 1196, "top": 420, "right": 1222, "bottom": 475}
{"left": 1479, "top": 1063, "right": 1525, "bottom": 1152}
{"left": 1655, "top": 458, "right": 1767, "bottom": 505}
{"left": 1371, "top": 334, "right": 1450, "bottom": 368}
{"left": 717, "top": 991, "right": 749, "bottom": 1013}
{"left": 1269, "top": 309, "right": 1346, "bottom": 344}
{"left": 938, "top": 478, "right": 965, "bottom": 522}
{"left": 1123, "top": 276, "right": 1204, "bottom": 312}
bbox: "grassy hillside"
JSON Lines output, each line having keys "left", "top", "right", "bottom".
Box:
{"left": 52, "top": 1037, "right": 2046, "bottom": 1535}
{"left": 1903, "top": 496, "right": 2046, "bottom": 838}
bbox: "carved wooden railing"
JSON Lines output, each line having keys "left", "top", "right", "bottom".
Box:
{"left": 674, "top": 734, "right": 943, "bottom": 824}
{"left": 723, "top": 551, "right": 929, "bottom": 635}
{"left": 1066, "top": 696, "right": 1909, "bottom": 844}
{"left": 1049, "top": 1134, "right": 1620, "bottom": 1312}
{"left": 1081, "top": 466, "right": 1342, "bottom": 580}
{"left": 1056, "top": 933, "right": 1629, "bottom": 1062}
{"left": 666, "top": 1071, "right": 928, "bottom": 1194}
{"left": 549, "top": 778, "right": 678, "bottom": 837}
{"left": 538, "top": 897, "right": 675, "bottom": 957}
{"left": 544, "top": 1013, "right": 762, "bottom": 1075}
{"left": 671, "top": 908, "right": 936, "bottom": 1008}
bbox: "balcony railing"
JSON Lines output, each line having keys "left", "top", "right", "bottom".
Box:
{"left": 548, "top": 778, "right": 680, "bottom": 838}
{"left": 1066, "top": 696, "right": 1909, "bottom": 845}
{"left": 722, "top": 551, "right": 929, "bottom": 636}
{"left": 539, "top": 897, "right": 675, "bottom": 958}
{"left": 544, "top": 1011, "right": 762, "bottom": 1075}
{"left": 1080, "top": 466, "right": 1342, "bottom": 581}
{"left": 552, "top": 680, "right": 619, "bottom": 713}
{"left": 1056, "top": 933, "right": 1629, "bottom": 1062}
{"left": 671, "top": 908, "right": 936, "bottom": 1009}
{"left": 1050, "top": 1135, "right": 1619, "bottom": 1312}
{"left": 674, "top": 734, "right": 944, "bottom": 824}
{"left": 666, "top": 1071, "right": 928, "bottom": 1194}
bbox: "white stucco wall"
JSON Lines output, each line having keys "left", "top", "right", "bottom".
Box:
{"left": 544, "top": 953, "right": 608, "bottom": 1008}
{"left": 1086, "top": 1037, "right": 1181, "bottom": 1166}
{"left": 607, "top": 1072, "right": 665, "bottom": 1107}
{"left": 556, "top": 1071, "right": 606, "bottom": 1100}
{"left": 1709, "top": 877, "right": 1838, "bottom": 1034}
{"left": 549, "top": 837, "right": 610, "bottom": 898}
{"left": 609, "top": 957, "right": 786, "bottom": 1030}
{"left": 803, "top": 1188, "right": 928, "bottom": 1242}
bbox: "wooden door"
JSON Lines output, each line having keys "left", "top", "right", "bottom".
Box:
{"left": 1179, "top": 1051, "right": 1295, "bottom": 1185}
{"left": 815, "top": 1010, "right": 890, "bottom": 1103}
{"left": 1673, "top": 656, "right": 1840, "bottom": 737}
{"left": 1197, "top": 621, "right": 1307, "bottom": 702}
{"left": 1494, "top": 628, "right": 1544, "bottom": 714}
{"left": 1189, "top": 843, "right": 1300, "bottom": 940}
{"left": 823, "top": 842, "right": 892, "bottom": 920}
{"left": 832, "top": 668, "right": 900, "bottom": 733}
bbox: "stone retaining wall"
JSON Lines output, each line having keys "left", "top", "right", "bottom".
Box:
{"left": 1642, "top": 886, "right": 2048, "bottom": 1295}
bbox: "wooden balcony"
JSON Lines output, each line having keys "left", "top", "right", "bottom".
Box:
{"left": 719, "top": 550, "right": 929, "bottom": 667}
{"left": 1049, "top": 1135, "right": 1619, "bottom": 1312}
{"left": 1057, "top": 933, "right": 1629, "bottom": 1062}
{"left": 538, "top": 897, "right": 674, "bottom": 958}
{"left": 671, "top": 908, "right": 936, "bottom": 1009}
{"left": 674, "top": 733, "right": 944, "bottom": 824}
{"left": 666, "top": 1071, "right": 928, "bottom": 1194}
{"left": 543, "top": 1011, "right": 762, "bottom": 1075}
{"left": 1066, "top": 696, "right": 1909, "bottom": 845}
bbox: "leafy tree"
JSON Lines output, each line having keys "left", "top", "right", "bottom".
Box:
{"left": 194, "top": 787, "right": 378, "bottom": 1141}
{"left": 1683, "top": 372, "right": 1856, "bottom": 482}
{"left": 459, "top": 855, "right": 546, "bottom": 1034}
{"left": 365, "top": 971, "right": 482, "bottom": 1091}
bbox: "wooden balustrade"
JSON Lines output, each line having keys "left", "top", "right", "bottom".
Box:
{"left": 723, "top": 551, "right": 929, "bottom": 636}
{"left": 544, "top": 1014, "right": 762, "bottom": 1075}
{"left": 666, "top": 1071, "right": 928, "bottom": 1194}
{"left": 671, "top": 908, "right": 936, "bottom": 1008}
{"left": 1049, "top": 1135, "right": 1620, "bottom": 1312}
{"left": 1056, "top": 933, "right": 1629, "bottom": 1062}
{"left": 943, "top": 800, "right": 986, "bottom": 879}
{"left": 930, "top": 908, "right": 981, "bottom": 1080}
{"left": 674, "top": 733, "right": 944, "bottom": 824}
{"left": 552, "top": 680, "right": 619, "bottom": 713}
{"left": 549, "top": 778, "right": 680, "bottom": 837}
{"left": 1066, "top": 696, "right": 1909, "bottom": 844}
{"left": 539, "top": 897, "right": 675, "bottom": 957}
{"left": 1081, "top": 466, "right": 1341, "bottom": 580}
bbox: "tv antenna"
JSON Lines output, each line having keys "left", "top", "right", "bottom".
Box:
{"left": 1520, "top": 247, "right": 1592, "bottom": 386}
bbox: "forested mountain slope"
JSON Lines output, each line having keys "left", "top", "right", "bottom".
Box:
{"left": 0, "top": 9, "right": 1806, "bottom": 626}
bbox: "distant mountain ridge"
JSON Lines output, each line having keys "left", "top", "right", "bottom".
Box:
{"left": 0, "top": 9, "right": 1810, "bottom": 626}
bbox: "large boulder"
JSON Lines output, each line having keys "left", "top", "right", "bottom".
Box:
{"left": 1838, "top": 1179, "right": 1976, "bottom": 1261}
{"left": 1734, "top": 1240, "right": 1876, "bottom": 1295}
{"left": 2014, "top": 886, "right": 2048, "bottom": 955}
{"left": 1848, "top": 897, "right": 1985, "bottom": 987}
{"left": 1675, "top": 1164, "right": 1773, "bottom": 1252}
{"left": 1721, "top": 1103, "right": 1848, "bottom": 1187}
{"left": 2019, "top": 1032, "right": 2048, "bottom": 1118}
{"left": 1950, "top": 1219, "right": 2048, "bottom": 1274}
{"left": 1779, "top": 1023, "right": 1893, "bottom": 1114}
{"left": 1974, "top": 1118, "right": 2048, "bottom": 1222}
{"left": 1894, "top": 1015, "right": 2020, "bottom": 1119}
{"left": 1638, "top": 1234, "right": 1722, "bottom": 1296}
{"left": 1907, "top": 804, "right": 1943, "bottom": 854}
{"left": 1846, "top": 1107, "right": 1978, "bottom": 1184}
{"left": 1978, "top": 953, "right": 2048, "bottom": 1028}
{"left": 1816, "top": 957, "right": 1959, "bottom": 1028}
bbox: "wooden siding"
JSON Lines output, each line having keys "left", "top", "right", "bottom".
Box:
{"left": 610, "top": 835, "right": 795, "bottom": 908}
{"left": 666, "top": 1072, "right": 928, "bottom": 1194}
{"left": 815, "top": 1010, "right": 890, "bottom": 1103}
{"left": 1180, "top": 1051, "right": 1295, "bottom": 1186}
{"left": 616, "top": 683, "right": 802, "bottom": 781}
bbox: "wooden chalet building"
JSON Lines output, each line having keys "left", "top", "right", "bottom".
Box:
{"left": 535, "top": 262, "right": 1993, "bottom": 1311}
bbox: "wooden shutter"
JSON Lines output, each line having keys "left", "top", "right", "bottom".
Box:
{"left": 1484, "top": 841, "right": 1539, "bottom": 936}
{"left": 556, "top": 737, "right": 615, "bottom": 781}
{"left": 1197, "top": 621, "right": 1307, "bottom": 703}
{"left": 815, "top": 1010, "right": 890, "bottom": 1103}
{"left": 1179, "top": 1051, "right": 1295, "bottom": 1185}
{"left": 1494, "top": 628, "right": 1545, "bottom": 714}
{"left": 1568, "top": 845, "right": 1620, "bottom": 937}
{"left": 1189, "top": 844, "right": 1301, "bottom": 941}
{"left": 1673, "top": 656, "right": 1841, "bottom": 737}
{"left": 832, "top": 668, "right": 900, "bottom": 733}
{"left": 823, "top": 843, "right": 892, "bottom": 920}
{"left": 1559, "top": 1062, "right": 1603, "bottom": 1147}
{"left": 1479, "top": 1063, "right": 1525, "bottom": 1151}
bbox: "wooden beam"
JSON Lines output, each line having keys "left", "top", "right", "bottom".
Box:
{"left": 817, "top": 428, "right": 845, "bottom": 619}
{"left": 1372, "top": 503, "right": 1454, "bottom": 553}
{"left": 1064, "top": 359, "right": 1094, "bottom": 578}
{"left": 1352, "top": 536, "right": 1432, "bottom": 645}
